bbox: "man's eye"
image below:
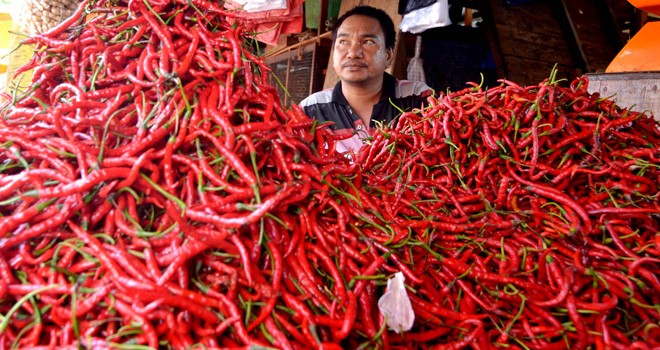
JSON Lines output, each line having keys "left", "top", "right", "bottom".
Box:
{"left": 364, "top": 39, "right": 375, "bottom": 45}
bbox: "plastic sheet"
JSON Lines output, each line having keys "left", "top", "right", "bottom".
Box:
{"left": 399, "top": 0, "right": 451, "bottom": 34}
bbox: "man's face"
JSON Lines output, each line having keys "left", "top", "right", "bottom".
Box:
{"left": 332, "top": 15, "right": 393, "bottom": 86}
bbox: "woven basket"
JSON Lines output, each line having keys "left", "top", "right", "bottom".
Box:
{"left": 16, "top": 0, "right": 80, "bottom": 34}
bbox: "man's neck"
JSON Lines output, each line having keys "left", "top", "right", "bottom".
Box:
{"left": 342, "top": 77, "right": 384, "bottom": 126}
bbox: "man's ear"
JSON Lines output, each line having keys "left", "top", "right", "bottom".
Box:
{"left": 386, "top": 47, "right": 394, "bottom": 66}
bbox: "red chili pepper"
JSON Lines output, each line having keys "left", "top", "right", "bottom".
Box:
{"left": 111, "top": 298, "right": 159, "bottom": 348}
{"left": 193, "top": 130, "right": 256, "bottom": 186}
{"left": 507, "top": 162, "right": 592, "bottom": 236}
{"left": 1, "top": 201, "right": 80, "bottom": 251}
{"left": 185, "top": 185, "right": 294, "bottom": 229}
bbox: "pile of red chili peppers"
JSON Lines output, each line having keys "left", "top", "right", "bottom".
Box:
{"left": 0, "top": 0, "right": 659, "bottom": 349}
{"left": 354, "top": 74, "right": 660, "bottom": 349}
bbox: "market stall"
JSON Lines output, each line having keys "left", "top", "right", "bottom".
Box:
{"left": 0, "top": 1, "right": 658, "bottom": 349}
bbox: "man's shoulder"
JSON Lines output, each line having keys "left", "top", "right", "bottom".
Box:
{"left": 300, "top": 87, "right": 334, "bottom": 107}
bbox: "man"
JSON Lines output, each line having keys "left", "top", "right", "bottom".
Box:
{"left": 300, "top": 6, "right": 432, "bottom": 154}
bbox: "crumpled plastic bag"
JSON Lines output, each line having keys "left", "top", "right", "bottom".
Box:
{"left": 231, "top": 0, "right": 287, "bottom": 13}
{"left": 377, "top": 272, "right": 415, "bottom": 333}
{"left": 399, "top": 0, "right": 451, "bottom": 34}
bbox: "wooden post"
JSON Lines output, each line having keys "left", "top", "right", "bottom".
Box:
{"left": 318, "top": 0, "right": 329, "bottom": 35}
{"left": 551, "top": 0, "right": 589, "bottom": 74}
{"left": 309, "top": 44, "right": 317, "bottom": 96}
{"left": 478, "top": 0, "right": 508, "bottom": 81}
{"left": 284, "top": 57, "right": 291, "bottom": 106}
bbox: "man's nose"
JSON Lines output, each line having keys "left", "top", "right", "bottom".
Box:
{"left": 347, "top": 42, "right": 363, "bottom": 58}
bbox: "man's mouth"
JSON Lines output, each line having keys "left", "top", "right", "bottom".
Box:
{"left": 342, "top": 62, "right": 367, "bottom": 69}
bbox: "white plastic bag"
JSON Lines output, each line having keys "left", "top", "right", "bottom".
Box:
{"left": 232, "top": 0, "right": 287, "bottom": 13}
{"left": 377, "top": 272, "right": 415, "bottom": 333}
{"left": 399, "top": 0, "right": 451, "bottom": 34}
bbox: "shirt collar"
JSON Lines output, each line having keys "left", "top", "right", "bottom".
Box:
{"left": 331, "top": 72, "right": 397, "bottom": 106}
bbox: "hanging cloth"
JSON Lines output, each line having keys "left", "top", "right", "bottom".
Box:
{"left": 225, "top": 0, "right": 303, "bottom": 46}
{"left": 399, "top": 0, "right": 451, "bottom": 34}
{"left": 406, "top": 35, "right": 425, "bottom": 83}
{"left": 398, "top": 0, "right": 437, "bottom": 15}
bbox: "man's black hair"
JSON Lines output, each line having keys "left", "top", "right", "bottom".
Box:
{"left": 332, "top": 6, "right": 396, "bottom": 51}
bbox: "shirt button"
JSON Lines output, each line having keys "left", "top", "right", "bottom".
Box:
{"left": 356, "top": 125, "right": 362, "bottom": 130}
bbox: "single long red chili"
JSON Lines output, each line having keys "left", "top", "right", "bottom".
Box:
{"left": 186, "top": 185, "right": 293, "bottom": 229}
{"left": 111, "top": 298, "right": 159, "bottom": 348}
{"left": 507, "top": 162, "right": 592, "bottom": 236}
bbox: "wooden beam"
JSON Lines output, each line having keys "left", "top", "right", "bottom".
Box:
{"left": 318, "top": 0, "right": 329, "bottom": 35}
{"left": 594, "top": 0, "right": 625, "bottom": 50}
{"left": 284, "top": 57, "right": 292, "bottom": 106}
{"left": 550, "top": 0, "right": 589, "bottom": 74}
{"left": 309, "top": 43, "right": 318, "bottom": 96}
{"left": 311, "top": 39, "right": 332, "bottom": 94}
{"left": 308, "top": 0, "right": 329, "bottom": 95}
{"left": 478, "top": 0, "right": 508, "bottom": 79}
{"left": 587, "top": 72, "right": 660, "bottom": 116}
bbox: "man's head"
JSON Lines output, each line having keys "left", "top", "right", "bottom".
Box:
{"left": 331, "top": 6, "right": 395, "bottom": 87}
{"left": 332, "top": 6, "right": 396, "bottom": 51}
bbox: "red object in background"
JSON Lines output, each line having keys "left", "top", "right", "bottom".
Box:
{"left": 226, "top": 0, "right": 304, "bottom": 45}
